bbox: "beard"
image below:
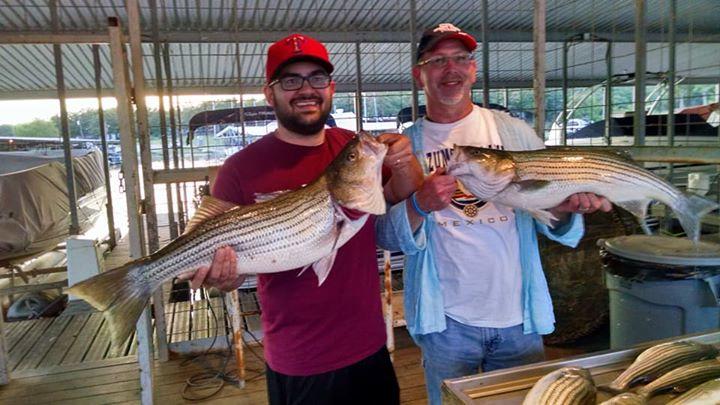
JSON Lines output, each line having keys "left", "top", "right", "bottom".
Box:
{"left": 274, "top": 95, "right": 332, "bottom": 136}
{"left": 434, "top": 72, "right": 472, "bottom": 106}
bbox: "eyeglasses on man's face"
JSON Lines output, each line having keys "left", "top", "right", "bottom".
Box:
{"left": 417, "top": 53, "right": 474, "bottom": 68}
{"left": 269, "top": 73, "right": 332, "bottom": 91}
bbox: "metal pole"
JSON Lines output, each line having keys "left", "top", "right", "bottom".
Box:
{"left": 51, "top": 0, "right": 80, "bottom": 235}
{"left": 604, "top": 41, "right": 613, "bottom": 145}
{"left": 92, "top": 45, "right": 117, "bottom": 249}
{"left": 163, "top": 44, "right": 186, "bottom": 232}
{"left": 533, "top": 0, "right": 546, "bottom": 138}
{"left": 482, "top": 0, "right": 490, "bottom": 108}
{"left": 108, "top": 17, "right": 153, "bottom": 404}
{"left": 355, "top": 41, "right": 363, "bottom": 132}
{"left": 409, "top": 0, "right": 419, "bottom": 121}
{"left": 147, "top": 0, "right": 171, "bottom": 363}
{"left": 151, "top": 0, "right": 178, "bottom": 242}
{"left": 562, "top": 41, "right": 569, "bottom": 145}
{"left": 667, "top": 0, "right": 676, "bottom": 146}
{"left": 634, "top": 0, "right": 647, "bottom": 145}
{"left": 234, "top": 43, "right": 247, "bottom": 147}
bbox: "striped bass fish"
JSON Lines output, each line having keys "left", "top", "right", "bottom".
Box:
{"left": 606, "top": 341, "right": 718, "bottom": 392}
{"left": 447, "top": 147, "right": 718, "bottom": 242}
{"left": 636, "top": 358, "right": 720, "bottom": 399}
{"left": 667, "top": 377, "right": 720, "bottom": 404}
{"left": 68, "top": 133, "right": 388, "bottom": 348}
{"left": 522, "top": 367, "right": 596, "bottom": 405}
{"left": 598, "top": 393, "right": 645, "bottom": 405}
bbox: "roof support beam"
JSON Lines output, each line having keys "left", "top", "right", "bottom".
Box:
{"left": 2, "top": 30, "right": 719, "bottom": 45}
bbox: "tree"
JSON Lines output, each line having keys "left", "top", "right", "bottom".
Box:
{"left": 0, "top": 124, "right": 13, "bottom": 137}
{"left": 13, "top": 119, "right": 59, "bottom": 137}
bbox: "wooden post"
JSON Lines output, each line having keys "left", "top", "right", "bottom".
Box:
{"left": 383, "top": 250, "right": 394, "bottom": 360}
{"left": 108, "top": 16, "right": 154, "bottom": 405}
{"left": 0, "top": 308, "right": 8, "bottom": 384}
{"left": 225, "top": 290, "right": 246, "bottom": 387}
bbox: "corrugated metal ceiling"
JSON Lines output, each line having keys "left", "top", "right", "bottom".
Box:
{"left": 0, "top": 0, "right": 718, "bottom": 99}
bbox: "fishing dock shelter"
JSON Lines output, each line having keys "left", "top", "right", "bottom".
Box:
{"left": 0, "top": 1, "right": 719, "bottom": 404}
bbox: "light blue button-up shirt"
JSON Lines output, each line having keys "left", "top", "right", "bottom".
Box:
{"left": 375, "top": 110, "right": 585, "bottom": 338}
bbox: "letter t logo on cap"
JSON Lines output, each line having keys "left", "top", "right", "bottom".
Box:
{"left": 286, "top": 35, "right": 306, "bottom": 53}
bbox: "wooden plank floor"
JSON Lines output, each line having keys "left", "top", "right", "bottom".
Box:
{"left": 0, "top": 328, "right": 427, "bottom": 404}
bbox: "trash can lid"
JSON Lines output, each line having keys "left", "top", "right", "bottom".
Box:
{"left": 600, "top": 235, "right": 720, "bottom": 267}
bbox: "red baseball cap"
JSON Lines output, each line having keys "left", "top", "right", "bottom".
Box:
{"left": 266, "top": 33, "right": 334, "bottom": 83}
{"left": 416, "top": 23, "right": 477, "bottom": 62}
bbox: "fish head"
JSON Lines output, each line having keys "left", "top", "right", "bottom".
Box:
{"left": 326, "top": 132, "right": 388, "bottom": 215}
{"left": 447, "top": 145, "right": 516, "bottom": 199}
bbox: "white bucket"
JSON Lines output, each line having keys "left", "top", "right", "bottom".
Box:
{"left": 688, "top": 172, "right": 711, "bottom": 196}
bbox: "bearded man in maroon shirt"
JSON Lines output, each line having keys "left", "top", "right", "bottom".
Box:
{"left": 189, "top": 33, "right": 421, "bottom": 404}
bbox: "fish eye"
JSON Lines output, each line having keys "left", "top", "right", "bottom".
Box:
{"left": 347, "top": 152, "right": 357, "bottom": 161}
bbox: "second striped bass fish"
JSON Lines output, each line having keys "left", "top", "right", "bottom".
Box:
{"left": 636, "top": 358, "right": 720, "bottom": 398}
{"left": 522, "top": 367, "right": 596, "bottom": 405}
{"left": 68, "top": 133, "right": 388, "bottom": 348}
{"left": 447, "top": 147, "right": 718, "bottom": 242}
{"left": 607, "top": 341, "right": 718, "bottom": 392}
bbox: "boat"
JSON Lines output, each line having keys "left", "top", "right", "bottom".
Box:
{"left": 0, "top": 148, "right": 107, "bottom": 265}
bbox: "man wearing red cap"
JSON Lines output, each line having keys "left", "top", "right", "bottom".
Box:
{"left": 375, "top": 23, "right": 610, "bottom": 404}
{"left": 191, "top": 33, "right": 419, "bottom": 404}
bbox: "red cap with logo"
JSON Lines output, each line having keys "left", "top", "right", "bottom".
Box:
{"left": 266, "top": 33, "right": 334, "bottom": 83}
{"left": 416, "top": 23, "right": 477, "bottom": 62}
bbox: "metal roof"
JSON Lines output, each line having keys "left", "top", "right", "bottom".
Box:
{"left": 0, "top": 0, "right": 719, "bottom": 99}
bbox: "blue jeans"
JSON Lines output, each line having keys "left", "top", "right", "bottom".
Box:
{"left": 416, "top": 316, "right": 545, "bottom": 405}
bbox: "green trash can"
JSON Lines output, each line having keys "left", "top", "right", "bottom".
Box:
{"left": 600, "top": 235, "right": 720, "bottom": 349}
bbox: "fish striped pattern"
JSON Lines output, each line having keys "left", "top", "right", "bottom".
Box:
{"left": 608, "top": 342, "right": 719, "bottom": 392}
{"left": 637, "top": 358, "right": 720, "bottom": 398}
{"left": 537, "top": 374, "right": 596, "bottom": 404}
{"left": 523, "top": 367, "right": 596, "bottom": 405}
{"left": 142, "top": 178, "right": 338, "bottom": 282}
{"left": 510, "top": 149, "right": 679, "bottom": 201}
{"left": 609, "top": 342, "right": 718, "bottom": 392}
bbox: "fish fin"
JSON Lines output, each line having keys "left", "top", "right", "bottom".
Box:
{"left": 526, "top": 208, "right": 558, "bottom": 226}
{"left": 615, "top": 199, "right": 652, "bottom": 226}
{"left": 515, "top": 179, "right": 551, "bottom": 192}
{"left": 312, "top": 250, "right": 338, "bottom": 286}
{"left": 183, "top": 195, "right": 237, "bottom": 235}
{"left": 253, "top": 189, "right": 292, "bottom": 203}
{"left": 675, "top": 194, "right": 719, "bottom": 242}
{"left": 296, "top": 264, "right": 311, "bottom": 278}
{"left": 67, "top": 262, "right": 155, "bottom": 350}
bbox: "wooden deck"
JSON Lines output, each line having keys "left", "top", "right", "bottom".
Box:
{"left": 0, "top": 327, "right": 426, "bottom": 404}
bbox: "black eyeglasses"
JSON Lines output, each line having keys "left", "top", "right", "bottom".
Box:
{"left": 417, "top": 53, "right": 474, "bottom": 68}
{"left": 269, "top": 73, "right": 332, "bottom": 91}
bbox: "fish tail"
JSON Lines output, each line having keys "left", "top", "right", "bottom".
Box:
{"left": 675, "top": 194, "right": 719, "bottom": 242}
{"left": 67, "top": 261, "right": 155, "bottom": 349}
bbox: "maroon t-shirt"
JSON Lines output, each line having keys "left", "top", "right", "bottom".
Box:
{"left": 211, "top": 128, "right": 386, "bottom": 376}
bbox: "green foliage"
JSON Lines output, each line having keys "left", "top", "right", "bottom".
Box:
{"left": 13, "top": 119, "right": 59, "bottom": 137}
{"left": 0, "top": 124, "right": 14, "bottom": 137}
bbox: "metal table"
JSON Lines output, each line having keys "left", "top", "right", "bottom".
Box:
{"left": 442, "top": 331, "right": 720, "bottom": 404}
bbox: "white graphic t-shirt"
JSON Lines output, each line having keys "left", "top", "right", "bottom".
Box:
{"left": 423, "top": 106, "right": 523, "bottom": 327}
